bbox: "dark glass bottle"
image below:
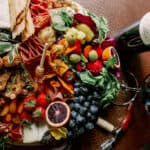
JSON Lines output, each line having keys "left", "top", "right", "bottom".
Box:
{"left": 115, "top": 12, "right": 150, "bottom": 53}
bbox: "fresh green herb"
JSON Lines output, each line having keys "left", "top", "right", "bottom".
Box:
{"left": 60, "top": 11, "right": 73, "bottom": 27}
{"left": 0, "top": 42, "right": 12, "bottom": 55}
{"left": 51, "top": 10, "right": 73, "bottom": 32}
{"left": 25, "top": 84, "right": 33, "bottom": 90}
{"left": 5, "top": 87, "right": 10, "bottom": 93}
{"left": 104, "top": 57, "right": 117, "bottom": 69}
{"left": 0, "top": 32, "right": 10, "bottom": 41}
{"left": 80, "top": 68, "right": 120, "bottom": 108}
{"left": 8, "top": 46, "right": 18, "bottom": 64}
{"left": 87, "top": 11, "right": 109, "bottom": 43}
{"left": 80, "top": 71, "right": 97, "bottom": 86}
{"left": 0, "top": 134, "right": 9, "bottom": 150}
{"left": 11, "top": 76, "right": 17, "bottom": 84}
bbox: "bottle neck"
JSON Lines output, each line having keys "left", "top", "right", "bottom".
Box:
{"left": 139, "top": 12, "right": 150, "bottom": 46}
{"left": 115, "top": 18, "right": 150, "bottom": 53}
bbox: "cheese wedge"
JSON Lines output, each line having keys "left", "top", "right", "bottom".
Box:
{"left": 0, "top": 0, "right": 11, "bottom": 28}
{"left": 23, "top": 123, "right": 49, "bottom": 143}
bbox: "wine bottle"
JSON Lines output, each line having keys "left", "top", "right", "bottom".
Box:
{"left": 142, "top": 74, "right": 150, "bottom": 114}
{"left": 115, "top": 12, "right": 150, "bottom": 53}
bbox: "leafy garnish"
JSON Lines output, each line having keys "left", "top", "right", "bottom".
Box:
{"left": 0, "top": 42, "right": 12, "bottom": 55}
{"left": 51, "top": 10, "right": 73, "bottom": 32}
{"left": 80, "top": 68, "right": 120, "bottom": 108}
{"left": 61, "top": 11, "right": 73, "bottom": 27}
{"left": 25, "top": 83, "right": 33, "bottom": 90}
{"left": 87, "top": 11, "right": 109, "bottom": 43}
{"left": 0, "top": 134, "right": 9, "bottom": 150}
{"left": 7, "top": 46, "right": 18, "bottom": 64}
{"left": 104, "top": 57, "right": 117, "bottom": 69}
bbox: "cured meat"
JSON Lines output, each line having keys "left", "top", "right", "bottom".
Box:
{"left": 19, "top": 36, "right": 44, "bottom": 64}
{"left": 30, "top": 0, "right": 51, "bottom": 32}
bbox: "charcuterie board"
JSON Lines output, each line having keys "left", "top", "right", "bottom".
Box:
{"left": 0, "top": 0, "right": 136, "bottom": 149}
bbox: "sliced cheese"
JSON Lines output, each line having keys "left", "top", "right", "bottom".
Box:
{"left": 23, "top": 123, "right": 49, "bottom": 143}
{"left": 21, "top": 0, "right": 35, "bottom": 41}
{"left": 0, "top": 0, "right": 11, "bottom": 28}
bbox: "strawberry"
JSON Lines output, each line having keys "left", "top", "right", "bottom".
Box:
{"left": 37, "top": 93, "right": 51, "bottom": 108}
{"left": 63, "top": 70, "right": 76, "bottom": 83}
{"left": 95, "top": 46, "right": 103, "bottom": 58}
{"left": 20, "top": 112, "right": 32, "bottom": 124}
{"left": 32, "top": 107, "right": 46, "bottom": 121}
{"left": 23, "top": 95, "right": 36, "bottom": 111}
{"left": 86, "top": 60, "right": 103, "bottom": 76}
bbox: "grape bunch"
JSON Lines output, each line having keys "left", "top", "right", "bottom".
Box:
{"left": 67, "top": 80, "right": 102, "bottom": 138}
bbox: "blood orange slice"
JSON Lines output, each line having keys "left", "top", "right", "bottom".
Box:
{"left": 46, "top": 101, "right": 71, "bottom": 128}
{"left": 102, "top": 46, "right": 120, "bottom": 68}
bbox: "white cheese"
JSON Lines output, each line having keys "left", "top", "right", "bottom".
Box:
{"left": 0, "top": 0, "right": 11, "bottom": 28}
{"left": 23, "top": 123, "right": 49, "bottom": 143}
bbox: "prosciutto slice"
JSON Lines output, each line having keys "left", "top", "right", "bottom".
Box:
{"left": 19, "top": 35, "right": 44, "bottom": 64}
{"left": 30, "top": 0, "right": 51, "bottom": 32}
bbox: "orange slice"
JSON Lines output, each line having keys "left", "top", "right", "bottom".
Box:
{"left": 46, "top": 101, "right": 70, "bottom": 128}
{"left": 102, "top": 46, "right": 120, "bottom": 68}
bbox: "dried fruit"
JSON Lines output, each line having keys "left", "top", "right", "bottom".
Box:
{"left": 9, "top": 99, "right": 17, "bottom": 114}
{"left": 0, "top": 104, "right": 9, "bottom": 116}
{"left": 4, "top": 113, "right": 12, "bottom": 123}
{"left": 17, "top": 101, "right": 24, "bottom": 114}
{"left": 83, "top": 45, "right": 93, "bottom": 58}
